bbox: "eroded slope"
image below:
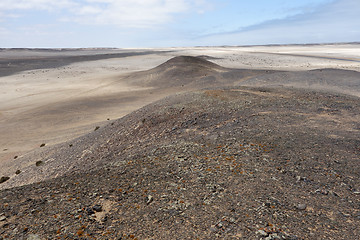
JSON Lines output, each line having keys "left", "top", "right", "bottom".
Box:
{"left": 1, "top": 87, "right": 359, "bottom": 239}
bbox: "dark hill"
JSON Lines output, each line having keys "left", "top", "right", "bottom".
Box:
{"left": 125, "top": 56, "right": 276, "bottom": 88}
{"left": 1, "top": 87, "right": 359, "bottom": 239}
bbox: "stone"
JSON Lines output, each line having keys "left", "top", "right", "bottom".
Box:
{"left": 329, "top": 191, "right": 338, "bottom": 196}
{"left": 315, "top": 189, "right": 328, "bottom": 195}
{"left": 296, "top": 204, "right": 307, "bottom": 210}
{"left": 86, "top": 208, "right": 95, "bottom": 215}
{"left": 93, "top": 204, "right": 102, "bottom": 212}
{"left": 0, "top": 216, "right": 6, "bottom": 221}
{"left": 210, "top": 226, "right": 218, "bottom": 232}
{"left": 256, "top": 229, "right": 268, "bottom": 237}
{"left": 0, "top": 176, "right": 10, "bottom": 184}
{"left": 27, "top": 234, "right": 42, "bottom": 240}
{"left": 269, "top": 233, "right": 281, "bottom": 239}
{"left": 35, "top": 161, "right": 43, "bottom": 167}
{"left": 146, "top": 195, "right": 154, "bottom": 205}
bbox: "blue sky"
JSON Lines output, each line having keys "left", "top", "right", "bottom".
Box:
{"left": 0, "top": 0, "right": 359, "bottom": 48}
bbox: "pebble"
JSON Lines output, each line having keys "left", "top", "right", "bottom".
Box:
{"left": 93, "top": 204, "right": 102, "bottom": 212}
{"left": 0, "top": 176, "right": 10, "bottom": 184}
{"left": 210, "top": 226, "right": 218, "bottom": 232}
{"left": 265, "top": 233, "right": 282, "bottom": 240}
{"left": 256, "top": 229, "right": 268, "bottom": 237}
{"left": 146, "top": 195, "right": 154, "bottom": 205}
{"left": 297, "top": 204, "right": 307, "bottom": 210}
{"left": 315, "top": 189, "right": 328, "bottom": 195}
{"left": 329, "top": 190, "right": 338, "bottom": 196}
{"left": 27, "top": 234, "right": 42, "bottom": 240}
{"left": 86, "top": 208, "right": 95, "bottom": 215}
{"left": 0, "top": 216, "right": 6, "bottom": 221}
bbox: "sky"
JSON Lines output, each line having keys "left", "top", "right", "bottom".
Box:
{"left": 0, "top": 0, "right": 359, "bottom": 48}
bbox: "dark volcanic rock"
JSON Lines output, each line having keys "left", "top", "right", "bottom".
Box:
{"left": 0, "top": 176, "right": 10, "bottom": 184}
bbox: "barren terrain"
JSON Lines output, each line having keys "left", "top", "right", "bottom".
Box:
{"left": 1, "top": 44, "right": 360, "bottom": 165}
{"left": 0, "top": 44, "right": 359, "bottom": 239}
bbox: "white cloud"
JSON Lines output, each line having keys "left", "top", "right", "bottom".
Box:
{"left": 0, "top": 0, "right": 75, "bottom": 11}
{"left": 0, "top": 0, "right": 208, "bottom": 28}
{"left": 75, "top": 0, "right": 191, "bottom": 27}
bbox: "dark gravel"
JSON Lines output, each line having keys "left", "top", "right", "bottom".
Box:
{"left": 0, "top": 87, "right": 359, "bottom": 239}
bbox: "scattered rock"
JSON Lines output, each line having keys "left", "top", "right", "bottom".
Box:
{"left": 0, "top": 87, "right": 359, "bottom": 239}
{"left": 27, "top": 234, "right": 42, "bottom": 240}
{"left": 15, "top": 170, "right": 21, "bottom": 175}
{"left": 146, "top": 195, "right": 153, "bottom": 205}
{"left": 35, "top": 161, "right": 43, "bottom": 166}
{"left": 0, "top": 215, "right": 6, "bottom": 221}
{"left": 315, "top": 189, "right": 328, "bottom": 195}
{"left": 14, "top": 156, "right": 18, "bottom": 159}
{"left": 0, "top": 176, "right": 10, "bottom": 184}
{"left": 93, "top": 204, "right": 102, "bottom": 212}
{"left": 328, "top": 190, "right": 339, "bottom": 197}
{"left": 256, "top": 229, "right": 268, "bottom": 237}
{"left": 210, "top": 226, "right": 218, "bottom": 232}
{"left": 94, "top": 126, "right": 100, "bottom": 131}
{"left": 296, "top": 204, "right": 307, "bottom": 210}
{"left": 40, "top": 143, "right": 46, "bottom": 147}
{"left": 86, "top": 208, "right": 95, "bottom": 215}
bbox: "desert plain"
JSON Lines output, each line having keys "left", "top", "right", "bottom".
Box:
{"left": 0, "top": 44, "right": 359, "bottom": 239}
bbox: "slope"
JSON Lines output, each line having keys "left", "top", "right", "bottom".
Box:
{"left": 1, "top": 87, "right": 359, "bottom": 239}
{"left": 124, "top": 56, "right": 275, "bottom": 88}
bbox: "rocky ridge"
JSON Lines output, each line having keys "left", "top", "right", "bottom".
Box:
{"left": 0, "top": 87, "right": 359, "bottom": 239}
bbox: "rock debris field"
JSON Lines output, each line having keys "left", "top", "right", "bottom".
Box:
{"left": 1, "top": 87, "right": 360, "bottom": 239}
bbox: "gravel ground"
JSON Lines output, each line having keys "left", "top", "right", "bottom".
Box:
{"left": 1, "top": 87, "right": 359, "bottom": 239}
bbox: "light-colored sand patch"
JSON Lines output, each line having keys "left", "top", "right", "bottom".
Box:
{"left": 171, "top": 44, "right": 360, "bottom": 72}
{"left": 0, "top": 53, "right": 172, "bottom": 164}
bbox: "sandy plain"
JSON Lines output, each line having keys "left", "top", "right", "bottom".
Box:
{"left": 0, "top": 43, "right": 359, "bottom": 165}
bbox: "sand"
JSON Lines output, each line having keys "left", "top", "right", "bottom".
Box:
{"left": 1, "top": 44, "right": 359, "bottom": 164}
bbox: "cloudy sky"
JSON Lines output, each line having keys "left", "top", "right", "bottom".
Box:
{"left": 0, "top": 0, "right": 359, "bottom": 48}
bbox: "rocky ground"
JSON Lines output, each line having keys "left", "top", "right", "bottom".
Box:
{"left": 1, "top": 87, "right": 359, "bottom": 239}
